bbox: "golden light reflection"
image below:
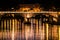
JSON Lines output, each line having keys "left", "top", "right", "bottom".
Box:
{"left": 25, "top": 26, "right": 30, "bottom": 40}
{"left": 12, "top": 19, "right": 14, "bottom": 40}
{"left": 4, "top": 20, "right": 6, "bottom": 32}
{"left": 25, "top": 25, "right": 34, "bottom": 40}
{"left": 0, "top": 13, "right": 60, "bottom": 40}
{"left": 43, "top": 23, "right": 45, "bottom": 40}
{"left": 46, "top": 23, "right": 48, "bottom": 40}
{"left": 59, "top": 26, "right": 60, "bottom": 40}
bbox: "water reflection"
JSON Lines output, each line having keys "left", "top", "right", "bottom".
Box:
{"left": 0, "top": 23, "right": 58, "bottom": 40}
{"left": 0, "top": 14, "right": 59, "bottom": 40}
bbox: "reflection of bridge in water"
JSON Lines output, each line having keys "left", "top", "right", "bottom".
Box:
{"left": 0, "top": 13, "right": 60, "bottom": 40}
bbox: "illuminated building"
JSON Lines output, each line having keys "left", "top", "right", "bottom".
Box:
{"left": 0, "top": 4, "right": 60, "bottom": 40}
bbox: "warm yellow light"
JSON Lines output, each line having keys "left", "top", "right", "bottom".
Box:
{"left": 59, "top": 26, "right": 60, "bottom": 40}
{"left": 12, "top": 14, "right": 14, "bottom": 17}
{"left": 27, "top": 14, "right": 30, "bottom": 18}
{"left": 46, "top": 23, "right": 48, "bottom": 40}
{"left": 33, "top": 7, "right": 40, "bottom": 12}
{"left": 4, "top": 20, "right": 6, "bottom": 32}
{"left": 58, "top": 12, "right": 60, "bottom": 14}
{"left": 53, "top": 18, "right": 57, "bottom": 22}
{"left": 12, "top": 19, "right": 14, "bottom": 40}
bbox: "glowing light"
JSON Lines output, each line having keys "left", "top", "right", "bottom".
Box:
{"left": 46, "top": 23, "right": 48, "bottom": 40}
{"left": 31, "top": 19, "right": 34, "bottom": 39}
{"left": 12, "top": 19, "right": 14, "bottom": 40}
{"left": 11, "top": 8, "right": 14, "bottom": 10}
{"left": 12, "top": 14, "right": 14, "bottom": 17}
{"left": 27, "top": 14, "right": 30, "bottom": 18}
{"left": 4, "top": 20, "right": 6, "bottom": 32}
{"left": 39, "top": 19, "right": 42, "bottom": 40}
{"left": 59, "top": 26, "right": 60, "bottom": 40}
{"left": 25, "top": 23, "right": 34, "bottom": 40}
{"left": 43, "top": 23, "right": 45, "bottom": 40}
{"left": 53, "top": 18, "right": 57, "bottom": 22}
{"left": 25, "top": 26, "right": 30, "bottom": 40}
{"left": 25, "top": 18, "right": 28, "bottom": 21}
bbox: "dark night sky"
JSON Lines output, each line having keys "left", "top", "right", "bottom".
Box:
{"left": 0, "top": 0, "right": 60, "bottom": 10}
